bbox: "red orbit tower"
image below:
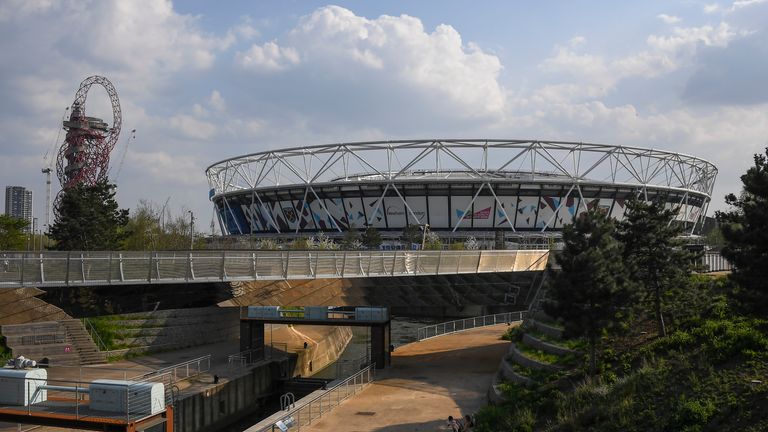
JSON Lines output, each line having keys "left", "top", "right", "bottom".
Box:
{"left": 56, "top": 75, "right": 122, "bottom": 190}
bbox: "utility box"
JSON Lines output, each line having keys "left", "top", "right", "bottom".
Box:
{"left": 0, "top": 368, "right": 47, "bottom": 406}
{"left": 89, "top": 379, "right": 165, "bottom": 416}
{"left": 247, "top": 306, "right": 280, "bottom": 319}
{"left": 355, "top": 307, "right": 388, "bottom": 322}
{"left": 304, "top": 306, "right": 328, "bottom": 320}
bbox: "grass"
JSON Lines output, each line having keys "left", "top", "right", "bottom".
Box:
{"left": 476, "top": 313, "right": 768, "bottom": 432}
{"left": 526, "top": 327, "right": 587, "bottom": 352}
{"left": 515, "top": 339, "right": 562, "bottom": 364}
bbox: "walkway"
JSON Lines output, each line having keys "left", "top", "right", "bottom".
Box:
{"left": 303, "top": 323, "right": 514, "bottom": 432}
{"left": 0, "top": 250, "right": 549, "bottom": 288}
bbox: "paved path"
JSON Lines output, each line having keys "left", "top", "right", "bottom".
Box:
{"left": 303, "top": 323, "right": 513, "bottom": 432}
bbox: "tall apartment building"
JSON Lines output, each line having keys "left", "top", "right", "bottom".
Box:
{"left": 4, "top": 186, "right": 33, "bottom": 232}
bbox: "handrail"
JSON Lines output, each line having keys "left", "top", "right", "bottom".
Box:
{"left": 0, "top": 249, "right": 549, "bottom": 288}
{"left": 129, "top": 354, "right": 211, "bottom": 383}
{"left": 249, "top": 364, "right": 375, "bottom": 431}
{"left": 81, "top": 318, "right": 110, "bottom": 355}
{"left": 416, "top": 311, "right": 526, "bottom": 341}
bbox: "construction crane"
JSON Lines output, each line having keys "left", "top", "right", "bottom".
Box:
{"left": 112, "top": 128, "right": 136, "bottom": 182}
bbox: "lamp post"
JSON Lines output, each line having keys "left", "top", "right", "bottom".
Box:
{"left": 188, "top": 211, "right": 195, "bottom": 250}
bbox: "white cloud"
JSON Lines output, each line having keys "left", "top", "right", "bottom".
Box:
{"left": 657, "top": 14, "right": 682, "bottom": 24}
{"left": 168, "top": 114, "right": 217, "bottom": 140}
{"left": 127, "top": 151, "right": 204, "bottom": 186}
{"left": 539, "top": 22, "right": 744, "bottom": 101}
{"left": 704, "top": 4, "right": 721, "bottom": 13}
{"left": 568, "top": 36, "right": 586, "bottom": 47}
{"left": 236, "top": 41, "right": 301, "bottom": 72}
{"left": 209, "top": 91, "right": 226, "bottom": 111}
{"left": 236, "top": 6, "right": 505, "bottom": 118}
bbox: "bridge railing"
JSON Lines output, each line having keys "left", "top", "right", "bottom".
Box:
{"left": 416, "top": 311, "right": 527, "bottom": 341}
{"left": 0, "top": 249, "right": 549, "bottom": 288}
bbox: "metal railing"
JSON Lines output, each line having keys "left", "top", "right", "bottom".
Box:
{"left": 416, "top": 311, "right": 527, "bottom": 341}
{"left": 81, "top": 318, "right": 110, "bottom": 354}
{"left": 702, "top": 251, "right": 732, "bottom": 272}
{"left": 0, "top": 249, "right": 549, "bottom": 288}
{"left": 129, "top": 354, "right": 210, "bottom": 384}
{"left": 4, "top": 373, "right": 172, "bottom": 423}
{"left": 228, "top": 342, "right": 289, "bottom": 370}
{"left": 251, "top": 364, "right": 375, "bottom": 432}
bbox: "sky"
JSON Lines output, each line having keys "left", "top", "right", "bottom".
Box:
{"left": 1, "top": 0, "right": 767, "bottom": 234}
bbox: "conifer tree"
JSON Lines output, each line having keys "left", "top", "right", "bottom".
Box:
{"left": 543, "top": 208, "right": 628, "bottom": 375}
{"left": 716, "top": 147, "right": 768, "bottom": 314}
{"left": 617, "top": 198, "right": 696, "bottom": 337}
{"left": 49, "top": 181, "right": 129, "bottom": 251}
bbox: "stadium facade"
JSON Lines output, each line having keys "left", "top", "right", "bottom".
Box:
{"left": 205, "top": 140, "right": 717, "bottom": 239}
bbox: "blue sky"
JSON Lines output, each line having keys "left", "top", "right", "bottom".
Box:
{"left": 1, "top": 0, "right": 766, "bottom": 233}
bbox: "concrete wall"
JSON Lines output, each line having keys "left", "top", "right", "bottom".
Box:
{"left": 108, "top": 307, "right": 240, "bottom": 355}
{"left": 292, "top": 325, "right": 352, "bottom": 377}
{"left": 174, "top": 360, "right": 281, "bottom": 432}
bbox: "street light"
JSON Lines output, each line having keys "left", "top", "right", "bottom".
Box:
{"left": 188, "top": 211, "right": 195, "bottom": 250}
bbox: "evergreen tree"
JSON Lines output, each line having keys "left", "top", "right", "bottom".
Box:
{"left": 543, "top": 209, "right": 629, "bottom": 375}
{"left": 361, "top": 226, "right": 382, "bottom": 249}
{"left": 0, "top": 215, "right": 29, "bottom": 250}
{"left": 49, "top": 181, "right": 129, "bottom": 250}
{"left": 401, "top": 224, "right": 422, "bottom": 246}
{"left": 716, "top": 147, "right": 768, "bottom": 314}
{"left": 617, "top": 198, "right": 697, "bottom": 337}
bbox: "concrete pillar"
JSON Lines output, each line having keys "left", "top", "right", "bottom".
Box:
{"left": 371, "top": 321, "right": 391, "bottom": 369}
{"left": 239, "top": 320, "right": 265, "bottom": 361}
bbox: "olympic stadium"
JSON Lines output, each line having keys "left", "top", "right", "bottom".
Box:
{"left": 205, "top": 140, "right": 718, "bottom": 241}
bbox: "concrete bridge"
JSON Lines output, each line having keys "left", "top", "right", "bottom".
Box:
{"left": 0, "top": 249, "right": 549, "bottom": 289}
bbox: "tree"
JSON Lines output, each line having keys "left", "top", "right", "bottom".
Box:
{"left": 617, "top": 198, "right": 697, "bottom": 337}
{"left": 49, "top": 181, "right": 129, "bottom": 250}
{"left": 341, "top": 230, "right": 363, "bottom": 250}
{"left": 401, "top": 224, "right": 422, "bottom": 246}
{"left": 543, "top": 209, "right": 629, "bottom": 375}
{"left": 361, "top": 226, "right": 382, "bottom": 249}
{"left": 716, "top": 147, "right": 768, "bottom": 314}
{"left": 0, "top": 215, "right": 29, "bottom": 250}
{"left": 121, "top": 200, "right": 204, "bottom": 250}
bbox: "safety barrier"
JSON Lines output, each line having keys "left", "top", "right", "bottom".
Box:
{"left": 416, "top": 311, "right": 526, "bottom": 341}
{"left": 0, "top": 249, "right": 549, "bottom": 288}
{"left": 250, "top": 364, "right": 375, "bottom": 431}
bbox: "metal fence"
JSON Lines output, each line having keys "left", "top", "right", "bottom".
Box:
{"left": 702, "top": 251, "right": 732, "bottom": 272}
{"left": 1, "top": 372, "right": 172, "bottom": 423}
{"left": 0, "top": 249, "right": 548, "bottom": 288}
{"left": 129, "top": 354, "right": 210, "bottom": 384}
{"left": 250, "top": 364, "right": 375, "bottom": 432}
{"left": 416, "top": 311, "right": 527, "bottom": 341}
{"left": 227, "top": 343, "right": 289, "bottom": 370}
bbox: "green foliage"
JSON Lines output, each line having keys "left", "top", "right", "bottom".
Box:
{"left": 449, "top": 241, "right": 465, "bottom": 250}
{"left": 400, "top": 224, "right": 422, "bottom": 245}
{"left": 544, "top": 208, "right": 630, "bottom": 375}
{"left": 121, "top": 200, "right": 203, "bottom": 250}
{"left": 49, "top": 181, "right": 129, "bottom": 250}
{"left": 0, "top": 334, "right": 11, "bottom": 361}
{"left": 717, "top": 147, "right": 768, "bottom": 314}
{"left": 290, "top": 237, "right": 312, "bottom": 250}
{"left": 617, "top": 197, "right": 697, "bottom": 337}
{"left": 423, "top": 231, "right": 442, "bottom": 250}
{"left": 0, "top": 214, "right": 29, "bottom": 250}
{"left": 341, "top": 230, "right": 362, "bottom": 250}
{"left": 361, "top": 226, "right": 382, "bottom": 249}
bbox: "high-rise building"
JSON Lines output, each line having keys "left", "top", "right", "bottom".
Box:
{"left": 5, "top": 186, "right": 33, "bottom": 232}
